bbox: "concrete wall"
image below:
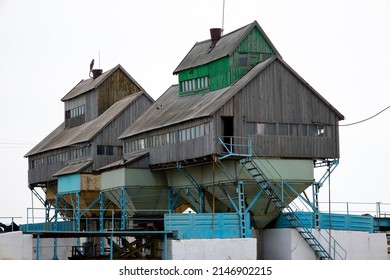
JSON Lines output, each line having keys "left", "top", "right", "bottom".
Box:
{"left": 0, "top": 232, "right": 33, "bottom": 260}
{"left": 32, "top": 237, "right": 78, "bottom": 260}
{"left": 259, "top": 228, "right": 389, "bottom": 260}
{"left": 0, "top": 232, "right": 78, "bottom": 260}
{"left": 168, "top": 238, "right": 257, "bottom": 260}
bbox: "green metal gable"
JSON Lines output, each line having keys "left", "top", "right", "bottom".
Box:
{"left": 178, "top": 26, "right": 275, "bottom": 96}
{"left": 230, "top": 27, "right": 275, "bottom": 83}
{"left": 178, "top": 57, "right": 230, "bottom": 96}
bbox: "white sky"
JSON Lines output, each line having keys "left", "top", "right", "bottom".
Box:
{"left": 0, "top": 0, "right": 389, "bottom": 221}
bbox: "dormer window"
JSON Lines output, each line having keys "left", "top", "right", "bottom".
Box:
{"left": 65, "top": 105, "right": 85, "bottom": 119}
{"left": 180, "top": 76, "right": 209, "bottom": 94}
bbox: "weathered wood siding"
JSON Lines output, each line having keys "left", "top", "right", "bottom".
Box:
{"left": 93, "top": 95, "right": 153, "bottom": 170}
{"left": 85, "top": 89, "right": 98, "bottom": 122}
{"left": 214, "top": 59, "right": 341, "bottom": 158}
{"left": 124, "top": 118, "right": 213, "bottom": 165}
{"left": 28, "top": 147, "right": 74, "bottom": 185}
{"left": 28, "top": 95, "right": 153, "bottom": 185}
{"left": 230, "top": 27, "right": 275, "bottom": 83}
{"left": 97, "top": 68, "right": 141, "bottom": 115}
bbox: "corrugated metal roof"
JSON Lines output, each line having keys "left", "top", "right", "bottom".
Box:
{"left": 97, "top": 150, "right": 149, "bottom": 171}
{"left": 173, "top": 20, "right": 281, "bottom": 74}
{"left": 119, "top": 85, "right": 231, "bottom": 139}
{"left": 61, "top": 64, "right": 146, "bottom": 101}
{"left": 120, "top": 56, "right": 344, "bottom": 139}
{"left": 25, "top": 92, "right": 144, "bottom": 157}
{"left": 120, "top": 58, "right": 275, "bottom": 139}
{"left": 53, "top": 159, "right": 93, "bottom": 177}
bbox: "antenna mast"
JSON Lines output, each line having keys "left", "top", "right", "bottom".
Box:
{"left": 98, "top": 51, "right": 101, "bottom": 69}
{"left": 222, "top": 0, "right": 226, "bottom": 33}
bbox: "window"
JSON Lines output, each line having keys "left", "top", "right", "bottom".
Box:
{"left": 317, "top": 125, "right": 325, "bottom": 137}
{"left": 266, "top": 123, "right": 276, "bottom": 135}
{"left": 256, "top": 123, "right": 266, "bottom": 135}
{"left": 181, "top": 76, "right": 209, "bottom": 93}
{"left": 65, "top": 105, "right": 86, "bottom": 119}
{"left": 247, "top": 122, "right": 255, "bottom": 134}
{"left": 97, "top": 145, "right": 114, "bottom": 155}
{"left": 31, "top": 157, "right": 44, "bottom": 169}
{"left": 279, "top": 123, "right": 299, "bottom": 136}
{"left": 71, "top": 145, "right": 91, "bottom": 159}
{"left": 279, "top": 123, "right": 289, "bottom": 136}
{"left": 289, "top": 124, "right": 299, "bottom": 136}
{"left": 239, "top": 53, "right": 249, "bottom": 67}
{"left": 47, "top": 152, "right": 68, "bottom": 165}
{"left": 178, "top": 123, "right": 208, "bottom": 142}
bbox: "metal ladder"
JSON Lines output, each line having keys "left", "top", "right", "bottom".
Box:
{"left": 241, "top": 157, "right": 333, "bottom": 260}
{"left": 237, "top": 182, "right": 247, "bottom": 238}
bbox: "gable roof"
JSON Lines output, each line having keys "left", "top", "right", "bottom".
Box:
{"left": 120, "top": 56, "right": 344, "bottom": 139}
{"left": 173, "top": 20, "right": 281, "bottom": 74}
{"left": 61, "top": 64, "right": 146, "bottom": 101}
{"left": 53, "top": 159, "right": 93, "bottom": 177}
{"left": 25, "top": 92, "right": 145, "bottom": 157}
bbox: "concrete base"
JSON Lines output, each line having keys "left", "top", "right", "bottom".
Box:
{"left": 0, "top": 231, "right": 33, "bottom": 260}
{"left": 167, "top": 238, "right": 257, "bottom": 260}
{"left": 257, "top": 228, "right": 389, "bottom": 260}
{"left": 32, "top": 237, "right": 78, "bottom": 260}
{"left": 0, "top": 231, "right": 78, "bottom": 260}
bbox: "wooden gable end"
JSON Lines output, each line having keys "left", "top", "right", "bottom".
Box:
{"left": 215, "top": 59, "right": 342, "bottom": 159}
{"left": 230, "top": 26, "right": 276, "bottom": 84}
{"left": 97, "top": 68, "right": 142, "bottom": 115}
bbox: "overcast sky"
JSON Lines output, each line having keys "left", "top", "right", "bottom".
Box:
{"left": 0, "top": 0, "right": 389, "bottom": 221}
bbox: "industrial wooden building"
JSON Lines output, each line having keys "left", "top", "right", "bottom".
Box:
{"left": 119, "top": 21, "right": 344, "bottom": 168}
{"left": 23, "top": 21, "right": 348, "bottom": 260}
{"left": 25, "top": 64, "right": 154, "bottom": 207}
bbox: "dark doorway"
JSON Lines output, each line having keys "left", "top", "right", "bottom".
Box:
{"left": 222, "top": 116, "right": 234, "bottom": 153}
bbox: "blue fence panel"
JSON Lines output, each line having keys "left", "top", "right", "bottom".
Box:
{"left": 164, "top": 213, "right": 251, "bottom": 239}
{"left": 20, "top": 221, "right": 75, "bottom": 232}
{"left": 273, "top": 212, "right": 374, "bottom": 233}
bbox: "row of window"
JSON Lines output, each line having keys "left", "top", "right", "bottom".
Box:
{"left": 238, "top": 52, "right": 273, "bottom": 67}
{"left": 30, "top": 157, "right": 45, "bottom": 169}
{"left": 180, "top": 76, "right": 209, "bottom": 93}
{"left": 30, "top": 145, "right": 116, "bottom": 169}
{"left": 124, "top": 123, "right": 210, "bottom": 153}
{"left": 178, "top": 123, "right": 208, "bottom": 142}
{"left": 247, "top": 122, "right": 333, "bottom": 137}
{"left": 47, "top": 152, "right": 68, "bottom": 165}
{"left": 71, "top": 146, "right": 92, "bottom": 159}
{"left": 65, "top": 105, "right": 86, "bottom": 119}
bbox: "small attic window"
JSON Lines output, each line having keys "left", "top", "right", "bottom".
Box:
{"left": 239, "top": 53, "right": 249, "bottom": 67}
{"left": 180, "top": 76, "right": 209, "bottom": 94}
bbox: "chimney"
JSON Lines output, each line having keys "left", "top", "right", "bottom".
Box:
{"left": 210, "top": 28, "right": 223, "bottom": 45}
{"left": 91, "top": 69, "right": 103, "bottom": 79}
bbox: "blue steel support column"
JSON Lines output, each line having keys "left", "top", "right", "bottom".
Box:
{"left": 237, "top": 180, "right": 247, "bottom": 238}
{"left": 99, "top": 192, "right": 105, "bottom": 256}
{"left": 164, "top": 232, "right": 168, "bottom": 260}
{"left": 36, "top": 233, "right": 40, "bottom": 260}
{"left": 52, "top": 194, "right": 59, "bottom": 260}
{"left": 76, "top": 191, "right": 81, "bottom": 247}
{"left": 121, "top": 187, "right": 126, "bottom": 230}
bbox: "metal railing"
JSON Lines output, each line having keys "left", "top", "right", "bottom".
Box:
{"left": 218, "top": 136, "right": 252, "bottom": 160}
{"left": 317, "top": 202, "right": 390, "bottom": 218}
{"left": 245, "top": 158, "right": 347, "bottom": 260}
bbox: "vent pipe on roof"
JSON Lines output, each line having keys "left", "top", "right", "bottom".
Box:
{"left": 91, "top": 69, "right": 103, "bottom": 79}
{"left": 210, "top": 28, "right": 223, "bottom": 45}
{"left": 89, "top": 58, "right": 103, "bottom": 79}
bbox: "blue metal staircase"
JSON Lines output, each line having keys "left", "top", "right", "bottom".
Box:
{"left": 241, "top": 157, "right": 344, "bottom": 260}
